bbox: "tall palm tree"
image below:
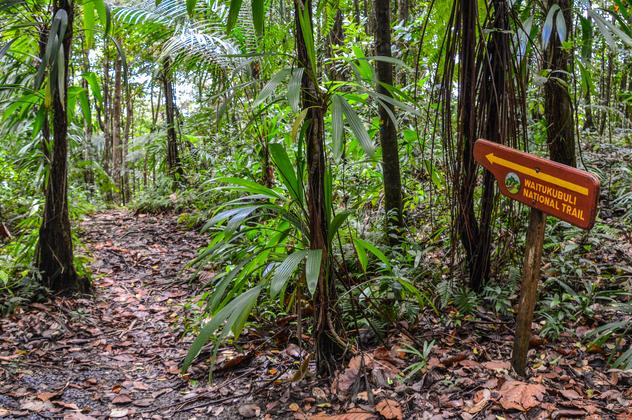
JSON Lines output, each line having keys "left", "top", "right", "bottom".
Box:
{"left": 0, "top": 0, "right": 108, "bottom": 294}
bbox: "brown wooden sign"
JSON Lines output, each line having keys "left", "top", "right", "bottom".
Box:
{"left": 474, "top": 139, "right": 600, "bottom": 229}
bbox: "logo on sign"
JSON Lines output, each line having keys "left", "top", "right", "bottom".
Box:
{"left": 505, "top": 172, "right": 521, "bottom": 194}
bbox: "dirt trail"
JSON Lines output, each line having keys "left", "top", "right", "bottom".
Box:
{"left": 0, "top": 210, "right": 215, "bottom": 419}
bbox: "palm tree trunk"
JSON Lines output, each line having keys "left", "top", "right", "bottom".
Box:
{"left": 544, "top": 0, "right": 576, "bottom": 166}
{"left": 470, "top": 0, "right": 511, "bottom": 290}
{"left": 456, "top": 0, "right": 481, "bottom": 288}
{"left": 81, "top": 43, "right": 95, "bottom": 193}
{"left": 375, "top": 0, "right": 403, "bottom": 240}
{"left": 37, "top": 0, "right": 90, "bottom": 295}
{"left": 294, "top": 0, "right": 342, "bottom": 376}
{"left": 161, "top": 58, "right": 183, "bottom": 183}
{"left": 112, "top": 51, "right": 123, "bottom": 201}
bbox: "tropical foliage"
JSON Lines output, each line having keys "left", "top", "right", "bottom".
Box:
{"left": 1, "top": 0, "right": 631, "bottom": 375}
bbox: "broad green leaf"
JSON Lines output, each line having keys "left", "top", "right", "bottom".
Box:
{"left": 82, "top": 72, "right": 102, "bottom": 105}
{"left": 353, "top": 238, "right": 368, "bottom": 272}
{"left": 31, "top": 107, "right": 46, "bottom": 140}
{"left": 83, "top": 2, "right": 95, "bottom": 49}
{"left": 354, "top": 238, "right": 391, "bottom": 270}
{"left": 328, "top": 210, "right": 351, "bottom": 242}
{"left": 228, "top": 286, "right": 260, "bottom": 338}
{"left": 365, "top": 88, "right": 420, "bottom": 115}
{"left": 352, "top": 46, "right": 373, "bottom": 82}
{"left": 542, "top": 4, "right": 560, "bottom": 47}
{"left": 613, "top": 346, "right": 632, "bottom": 369}
{"left": 555, "top": 8, "right": 567, "bottom": 42}
{"left": 225, "top": 206, "right": 260, "bottom": 236}
{"left": 215, "top": 177, "right": 283, "bottom": 199}
{"left": 375, "top": 97, "right": 398, "bottom": 130}
{"left": 208, "top": 205, "right": 260, "bottom": 227}
{"left": 287, "top": 68, "right": 304, "bottom": 112}
{"left": 305, "top": 249, "right": 322, "bottom": 296}
{"left": 252, "top": 0, "right": 264, "bottom": 36}
{"left": 227, "top": 0, "right": 243, "bottom": 33}
{"left": 339, "top": 95, "right": 375, "bottom": 157}
{"left": 602, "top": 12, "right": 632, "bottom": 47}
{"left": 292, "top": 109, "right": 308, "bottom": 143}
{"left": 57, "top": 45, "right": 65, "bottom": 109}
{"left": 182, "top": 286, "right": 261, "bottom": 371}
{"left": 579, "top": 16, "right": 592, "bottom": 59}
{"left": 93, "top": 0, "right": 107, "bottom": 30}
{"left": 207, "top": 257, "right": 254, "bottom": 312}
{"left": 77, "top": 88, "right": 91, "bottom": 127}
{"left": 270, "top": 250, "right": 308, "bottom": 298}
{"left": 367, "top": 55, "right": 408, "bottom": 68}
{"left": 331, "top": 94, "right": 344, "bottom": 159}
{"left": 517, "top": 17, "right": 533, "bottom": 63}
{"left": 186, "top": 0, "right": 196, "bottom": 16}
{"left": 269, "top": 143, "right": 302, "bottom": 204}
{"left": 254, "top": 68, "right": 291, "bottom": 107}
{"left": 298, "top": 5, "right": 316, "bottom": 74}
{"left": 0, "top": 39, "right": 15, "bottom": 60}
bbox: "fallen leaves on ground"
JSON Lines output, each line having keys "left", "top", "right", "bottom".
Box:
{"left": 499, "top": 380, "right": 546, "bottom": 411}
{"left": 375, "top": 399, "right": 403, "bottom": 420}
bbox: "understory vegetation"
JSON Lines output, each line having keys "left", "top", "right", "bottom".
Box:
{"left": 1, "top": 0, "right": 631, "bottom": 380}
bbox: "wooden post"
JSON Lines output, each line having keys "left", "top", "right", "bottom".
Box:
{"left": 511, "top": 208, "right": 546, "bottom": 376}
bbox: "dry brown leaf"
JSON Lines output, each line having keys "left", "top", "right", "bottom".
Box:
{"left": 459, "top": 359, "right": 481, "bottom": 369}
{"left": 132, "top": 398, "right": 155, "bottom": 407}
{"left": 441, "top": 353, "right": 467, "bottom": 368}
{"left": 54, "top": 401, "right": 80, "bottom": 410}
{"left": 112, "top": 393, "right": 132, "bottom": 405}
{"left": 309, "top": 409, "right": 376, "bottom": 420}
{"left": 109, "top": 408, "right": 129, "bottom": 418}
{"left": 464, "top": 389, "right": 491, "bottom": 414}
{"left": 375, "top": 399, "right": 403, "bottom": 420}
{"left": 499, "top": 380, "right": 546, "bottom": 412}
{"left": 132, "top": 381, "right": 148, "bottom": 391}
{"left": 482, "top": 360, "right": 511, "bottom": 371}
{"left": 333, "top": 354, "right": 373, "bottom": 396}
{"left": 36, "top": 391, "right": 60, "bottom": 401}
{"left": 238, "top": 404, "right": 261, "bottom": 418}
{"left": 561, "top": 389, "right": 581, "bottom": 400}
{"left": 21, "top": 399, "right": 53, "bottom": 412}
{"left": 63, "top": 414, "right": 97, "bottom": 420}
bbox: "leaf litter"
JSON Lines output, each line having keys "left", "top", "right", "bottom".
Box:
{"left": 0, "top": 210, "right": 631, "bottom": 418}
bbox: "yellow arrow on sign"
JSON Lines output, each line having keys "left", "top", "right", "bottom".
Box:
{"left": 486, "top": 153, "right": 589, "bottom": 196}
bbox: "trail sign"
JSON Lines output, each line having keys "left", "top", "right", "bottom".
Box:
{"left": 474, "top": 139, "right": 600, "bottom": 229}
{"left": 474, "top": 139, "right": 601, "bottom": 376}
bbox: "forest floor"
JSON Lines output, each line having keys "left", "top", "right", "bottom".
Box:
{"left": 1, "top": 200, "right": 631, "bottom": 418}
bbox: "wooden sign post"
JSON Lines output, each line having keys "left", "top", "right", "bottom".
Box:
{"left": 474, "top": 139, "right": 600, "bottom": 376}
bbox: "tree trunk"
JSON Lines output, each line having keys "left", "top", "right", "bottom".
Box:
{"left": 398, "top": 0, "right": 408, "bottom": 23}
{"left": 326, "top": 10, "right": 344, "bottom": 80}
{"left": 102, "top": 49, "right": 113, "bottom": 201}
{"left": 123, "top": 87, "right": 133, "bottom": 204}
{"left": 582, "top": 12, "right": 594, "bottom": 131}
{"left": 294, "top": 0, "right": 342, "bottom": 376}
{"left": 375, "top": 0, "right": 403, "bottom": 240}
{"left": 112, "top": 51, "right": 123, "bottom": 201}
{"left": 81, "top": 44, "right": 95, "bottom": 193}
{"left": 599, "top": 50, "right": 614, "bottom": 136}
{"left": 470, "top": 0, "right": 510, "bottom": 290}
{"left": 36, "top": 0, "right": 90, "bottom": 295}
{"left": 161, "top": 58, "right": 183, "bottom": 182}
{"left": 456, "top": 0, "right": 481, "bottom": 288}
{"left": 544, "top": 0, "right": 576, "bottom": 167}
{"left": 38, "top": 26, "right": 51, "bottom": 169}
